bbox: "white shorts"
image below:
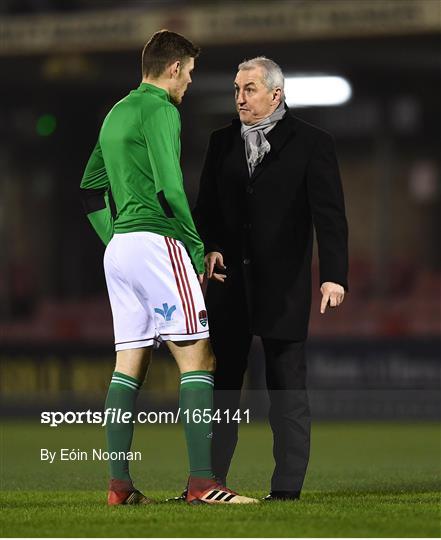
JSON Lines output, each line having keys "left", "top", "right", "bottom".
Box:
{"left": 104, "top": 232, "right": 209, "bottom": 351}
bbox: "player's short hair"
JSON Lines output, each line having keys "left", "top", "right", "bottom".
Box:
{"left": 142, "top": 30, "right": 200, "bottom": 78}
{"left": 238, "top": 56, "right": 285, "bottom": 98}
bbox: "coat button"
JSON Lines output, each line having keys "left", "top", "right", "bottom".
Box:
{"left": 246, "top": 186, "right": 254, "bottom": 194}
{"left": 243, "top": 258, "right": 251, "bottom": 265}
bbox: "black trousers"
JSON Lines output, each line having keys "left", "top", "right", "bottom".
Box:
{"left": 209, "top": 326, "right": 311, "bottom": 492}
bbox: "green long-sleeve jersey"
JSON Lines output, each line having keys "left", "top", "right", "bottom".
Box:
{"left": 80, "top": 82, "right": 205, "bottom": 274}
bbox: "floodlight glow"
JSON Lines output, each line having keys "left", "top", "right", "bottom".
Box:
{"left": 284, "top": 76, "right": 352, "bottom": 107}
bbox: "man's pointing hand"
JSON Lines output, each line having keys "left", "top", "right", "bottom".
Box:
{"left": 320, "top": 282, "right": 345, "bottom": 314}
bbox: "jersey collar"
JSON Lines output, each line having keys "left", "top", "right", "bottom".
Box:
{"left": 138, "top": 82, "right": 171, "bottom": 102}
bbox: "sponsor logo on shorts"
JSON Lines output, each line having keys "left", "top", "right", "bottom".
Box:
{"left": 199, "top": 310, "right": 208, "bottom": 327}
{"left": 154, "top": 303, "right": 176, "bottom": 321}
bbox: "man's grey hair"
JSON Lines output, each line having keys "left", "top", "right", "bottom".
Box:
{"left": 238, "top": 56, "right": 285, "bottom": 97}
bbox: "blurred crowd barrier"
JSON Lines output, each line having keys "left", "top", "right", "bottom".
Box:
{"left": 1, "top": 0, "right": 439, "bottom": 55}
{"left": 1, "top": 261, "right": 439, "bottom": 343}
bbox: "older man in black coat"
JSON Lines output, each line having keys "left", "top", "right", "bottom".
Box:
{"left": 193, "top": 57, "right": 348, "bottom": 500}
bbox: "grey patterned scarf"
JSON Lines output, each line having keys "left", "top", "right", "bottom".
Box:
{"left": 240, "top": 102, "right": 286, "bottom": 176}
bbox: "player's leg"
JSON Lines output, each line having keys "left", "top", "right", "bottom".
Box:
{"left": 103, "top": 233, "right": 158, "bottom": 505}
{"left": 262, "top": 338, "right": 310, "bottom": 500}
{"left": 153, "top": 235, "right": 257, "bottom": 503}
{"left": 114, "top": 347, "right": 152, "bottom": 380}
{"left": 167, "top": 337, "right": 258, "bottom": 504}
{"left": 167, "top": 338, "right": 215, "bottom": 480}
{"left": 106, "top": 346, "right": 152, "bottom": 505}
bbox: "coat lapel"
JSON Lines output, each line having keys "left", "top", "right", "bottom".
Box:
{"left": 229, "top": 119, "right": 249, "bottom": 185}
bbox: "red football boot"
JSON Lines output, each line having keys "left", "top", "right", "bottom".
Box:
{"left": 107, "top": 478, "right": 152, "bottom": 505}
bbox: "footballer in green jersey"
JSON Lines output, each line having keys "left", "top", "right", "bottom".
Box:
{"left": 80, "top": 30, "right": 258, "bottom": 506}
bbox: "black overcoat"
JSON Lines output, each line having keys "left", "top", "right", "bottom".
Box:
{"left": 193, "top": 110, "right": 348, "bottom": 341}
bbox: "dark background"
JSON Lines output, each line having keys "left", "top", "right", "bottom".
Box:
{"left": 0, "top": 0, "right": 440, "bottom": 418}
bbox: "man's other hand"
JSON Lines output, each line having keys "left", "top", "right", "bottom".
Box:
{"left": 205, "top": 252, "right": 227, "bottom": 283}
{"left": 320, "top": 282, "right": 345, "bottom": 314}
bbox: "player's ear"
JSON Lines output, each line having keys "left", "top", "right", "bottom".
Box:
{"left": 170, "top": 60, "right": 180, "bottom": 79}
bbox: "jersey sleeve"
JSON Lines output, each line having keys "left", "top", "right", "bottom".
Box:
{"left": 80, "top": 139, "right": 114, "bottom": 246}
{"left": 141, "top": 103, "right": 205, "bottom": 274}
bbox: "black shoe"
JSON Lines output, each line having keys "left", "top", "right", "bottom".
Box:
{"left": 165, "top": 488, "right": 187, "bottom": 502}
{"left": 263, "top": 490, "right": 300, "bottom": 501}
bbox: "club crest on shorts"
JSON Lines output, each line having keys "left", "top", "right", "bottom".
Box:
{"left": 198, "top": 310, "right": 208, "bottom": 327}
{"left": 154, "top": 303, "right": 176, "bottom": 321}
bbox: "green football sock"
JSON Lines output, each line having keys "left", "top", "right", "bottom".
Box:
{"left": 180, "top": 370, "right": 214, "bottom": 479}
{"left": 105, "top": 371, "right": 141, "bottom": 482}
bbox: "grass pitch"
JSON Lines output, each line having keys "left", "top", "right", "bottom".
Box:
{"left": 1, "top": 421, "right": 440, "bottom": 537}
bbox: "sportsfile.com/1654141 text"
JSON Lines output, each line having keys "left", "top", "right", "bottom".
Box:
{"left": 40, "top": 408, "right": 251, "bottom": 427}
